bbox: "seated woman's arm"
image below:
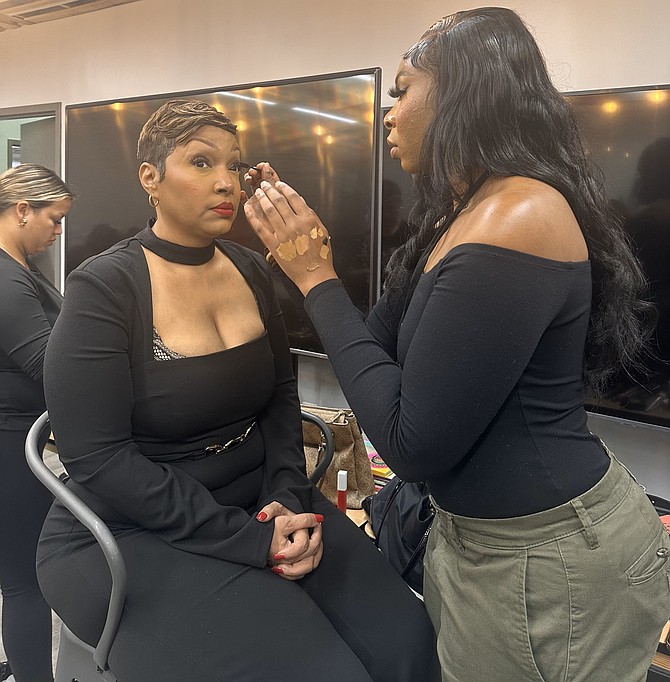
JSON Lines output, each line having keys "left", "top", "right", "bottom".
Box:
{"left": 252, "top": 252, "right": 314, "bottom": 514}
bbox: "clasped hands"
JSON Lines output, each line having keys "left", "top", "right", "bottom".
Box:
{"left": 256, "top": 500, "right": 324, "bottom": 581}
{"left": 243, "top": 162, "right": 337, "bottom": 297}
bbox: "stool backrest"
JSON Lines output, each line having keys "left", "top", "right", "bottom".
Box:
{"left": 25, "top": 411, "right": 126, "bottom": 676}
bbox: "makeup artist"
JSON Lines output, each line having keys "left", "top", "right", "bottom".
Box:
{"left": 245, "top": 8, "right": 670, "bottom": 682}
{"left": 37, "top": 98, "right": 439, "bottom": 681}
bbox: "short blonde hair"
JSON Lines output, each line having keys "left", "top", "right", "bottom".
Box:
{"left": 137, "top": 99, "right": 237, "bottom": 180}
{"left": 0, "top": 164, "right": 73, "bottom": 213}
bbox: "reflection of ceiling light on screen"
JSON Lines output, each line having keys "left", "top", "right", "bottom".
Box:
{"left": 602, "top": 100, "right": 620, "bottom": 115}
{"left": 292, "top": 107, "right": 357, "bottom": 124}
{"left": 218, "top": 92, "right": 277, "bottom": 105}
{"left": 647, "top": 90, "right": 668, "bottom": 105}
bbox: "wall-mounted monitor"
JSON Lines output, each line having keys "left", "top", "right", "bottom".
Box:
{"left": 380, "top": 90, "right": 670, "bottom": 431}
{"left": 65, "top": 69, "right": 382, "bottom": 356}
{"left": 566, "top": 85, "right": 670, "bottom": 429}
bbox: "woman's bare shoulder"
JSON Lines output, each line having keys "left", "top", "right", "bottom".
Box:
{"left": 465, "top": 177, "right": 588, "bottom": 262}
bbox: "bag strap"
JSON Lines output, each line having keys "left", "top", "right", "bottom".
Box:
{"left": 372, "top": 478, "right": 405, "bottom": 548}
{"left": 401, "top": 171, "right": 490, "bottom": 320}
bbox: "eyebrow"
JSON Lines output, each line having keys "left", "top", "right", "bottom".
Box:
{"left": 186, "top": 137, "right": 240, "bottom": 153}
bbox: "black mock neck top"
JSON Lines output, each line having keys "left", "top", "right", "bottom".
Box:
{"left": 44, "top": 230, "right": 311, "bottom": 566}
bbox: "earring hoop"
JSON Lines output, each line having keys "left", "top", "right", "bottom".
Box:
{"left": 148, "top": 194, "right": 159, "bottom": 208}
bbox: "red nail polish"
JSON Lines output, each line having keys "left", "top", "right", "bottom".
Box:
{"left": 256, "top": 511, "right": 268, "bottom": 521}
{"left": 271, "top": 566, "right": 284, "bottom": 575}
{"left": 314, "top": 514, "right": 324, "bottom": 523}
{"left": 274, "top": 553, "right": 285, "bottom": 561}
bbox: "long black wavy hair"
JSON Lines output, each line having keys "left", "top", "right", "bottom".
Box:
{"left": 384, "top": 7, "right": 653, "bottom": 395}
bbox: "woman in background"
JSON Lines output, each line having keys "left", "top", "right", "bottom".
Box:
{"left": 38, "top": 99, "right": 439, "bottom": 681}
{"left": 246, "top": 8, "right": 670, "bottom": 681}
{"left": 0, "top": 164, "right": 73, "bottom": 682}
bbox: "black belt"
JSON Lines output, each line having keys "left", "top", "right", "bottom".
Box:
{"left": 185, "top": 422, "right": 257, "bottom": 461}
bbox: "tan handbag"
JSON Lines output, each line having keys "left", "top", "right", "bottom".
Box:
{"left": 302, "top": 405, "right": 375, "bottom": 509}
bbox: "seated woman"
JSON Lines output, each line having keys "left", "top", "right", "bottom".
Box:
{"left": 37, "top": 99, "right": 439, "bottom": 681}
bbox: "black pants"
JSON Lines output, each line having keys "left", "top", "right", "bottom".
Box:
{"left": 38, "top": 487, "right": 440, "bottom": 681}
{"left": 0, "top": 429, "right": 54, "bottom": 682}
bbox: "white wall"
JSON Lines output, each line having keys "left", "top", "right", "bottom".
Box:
{"left": 0, "top": 0, "right": 668, "bottom": 114}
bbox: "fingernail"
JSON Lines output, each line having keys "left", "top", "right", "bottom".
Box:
{"left": 256, "top": 512, "right": 268, "bottom": 521}
{"left": 271, "top": 566, "right": 284, "bottom": 575}
{"left": 314, "top": 514, "right": 325, "bottom": 523}
{"left": 274, "top": 553, "right": 285, "bottom": 561}
{"left": 276, "top": 181, "right": 286, "bottom": 188}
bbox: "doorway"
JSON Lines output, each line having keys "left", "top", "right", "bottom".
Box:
{"left": 0, "top": 103, "right": 61, "bottom": 287}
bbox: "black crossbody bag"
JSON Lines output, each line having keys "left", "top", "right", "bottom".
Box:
{"left": 364, "top": 173, "right": 489, "bottom": 594}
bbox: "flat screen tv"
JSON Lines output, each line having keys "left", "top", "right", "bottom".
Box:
{"left": 566, "top": 86, "right": 670, "bottom": 429}
{"left": 380, "top": 88, "right": 670, "bottom": 430}
{"left": 65, "top": 69, "right": 382, "bottom": 356}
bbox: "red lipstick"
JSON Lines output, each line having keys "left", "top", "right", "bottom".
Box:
{"left": 212, "top": 201, "right": 234, "bottom": 218}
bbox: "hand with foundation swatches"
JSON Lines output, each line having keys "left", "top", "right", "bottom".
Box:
{"left": 244, "top": 178, "right": 338, "bottom": 296}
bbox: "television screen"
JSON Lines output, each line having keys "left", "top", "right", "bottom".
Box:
{"left": 381, "top": 90, "right": 670, "bottom": 429}
{"left": 65, "top": 69, "right": 381, "bottom": 355}
{"left": 566, "top": 86, "right": 670, "bottom": 428}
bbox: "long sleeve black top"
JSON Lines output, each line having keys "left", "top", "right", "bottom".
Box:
{"left": 305, "top": 243, "right": 609, "bottom": 518}
{"left": 44, "top": 233, "right": 312, "bottom": 567}
{"left": 0, "top": 248, "right": 62, "bottom": 430}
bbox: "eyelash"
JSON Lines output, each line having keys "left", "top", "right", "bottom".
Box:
{"left": 190, "top": 156, "right": 210, "bottom": 168}
{"left": 190, "top": 157, "right": 247, "bottom": 173}
{"left": 388, "top": 86, "right": 406, "bottom": 99}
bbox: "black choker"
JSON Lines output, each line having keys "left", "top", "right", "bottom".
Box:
{"left": 136, "top": 222, "right": 216, "bottom": 266}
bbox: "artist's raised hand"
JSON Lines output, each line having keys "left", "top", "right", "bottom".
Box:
{"left": 256, "top": 501, "right": 324, "bottom": 580}
{"left": 244, "top": 180, "right": 338, "bottom": 296}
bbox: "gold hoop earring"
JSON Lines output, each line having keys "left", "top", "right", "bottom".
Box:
{"left": 148, "top": 194, "right": 159, "bottom": 208}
